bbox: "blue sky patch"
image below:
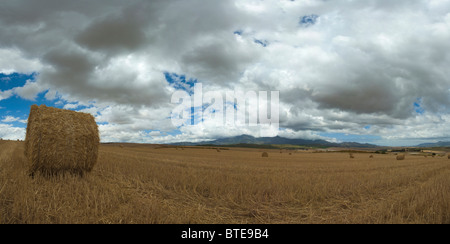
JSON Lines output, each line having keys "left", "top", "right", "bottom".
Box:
{"left": 164, "top": 72, "right": 197, "bottom": 95}
{"left": 0, "top": 72, "right": 37, "bottom": 91}
{"left": 0, "top": 90, "right": 62, "bottom": 128}
{"left": 414, "top": 98, "right": 425, "bottom": 115}
{"left": 0, "top": 72, "right": 93, "bottom": 130}
{"left": 254, "top": 39, "right": 269, "bottom": 47}
{"left": 224, "top": 101, "right": 238, "bottom": 111}
{"left": 300, "top": 14, "right": 319, "bottom": 27}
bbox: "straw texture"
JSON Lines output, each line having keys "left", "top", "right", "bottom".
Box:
{"left": 25, "top": 105, "right": 99, "bottom": 176}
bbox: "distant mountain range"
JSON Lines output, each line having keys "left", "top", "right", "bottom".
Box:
{"left": 172, "top": 134, "right": 378, "bottom": 148}
{"left": 416, "top": 141, "right": 450, "bottom": 147}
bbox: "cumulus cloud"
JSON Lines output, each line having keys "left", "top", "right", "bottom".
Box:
{"left": 0, "top": 49, "right": 42, "bottom": 74}
{"left": 0, "top": 90, "right": 13, "bottom": 101}
{"left": 13, "top": 80, "right": 46, "bottom": 100}
{"left": 1, "top": 116, "right": 27, "bottom": 124}
{"left": 0, "top": 0, "right": 450, "bottom": 144}
{"left": 0, "top": 124, "right": 25, "bottom": 140}
{"left": 2, "top": 116, "right": 19, "bottom": 123}
{"left": 76, "top": 11, "right": 148, "bottom": 53}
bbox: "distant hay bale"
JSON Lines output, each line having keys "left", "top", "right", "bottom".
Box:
{"left": 369, "top": 155, "right": 374, "bottom": 158}
{"left": 289, "top": 153, "right": 292, "bottom": 155}
{"left": 396, "top": 154, "right": 405, "bottom": 160}
{"left": 119, "top": 144, "right": 124, "bottom": 148}
{"left": 448, "top": 155, "right": 450, "bottom": 159}
{"left": 262, "top": 152, "right": 269, "bottom": 157}
{"left": 216, "top": 148, "right": 221, "bottom": 152}
{"left": 349, "top": 153, "right": 354, "bottom": 159}
{"left": 25, "top": 105, "right": 99, "bottom": 177}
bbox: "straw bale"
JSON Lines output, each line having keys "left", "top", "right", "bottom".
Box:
{"left": 396, "top": 154, "right": 405, "bottom": 160}
{"left": 25, "top": 105, "right": 99, "bottom": 176}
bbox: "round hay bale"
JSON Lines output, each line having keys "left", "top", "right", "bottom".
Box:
{"left": 262, "top": 152, "right": 269, "bottom": 157}
{"left": 396, "top": 154, "right": 405, "bottom": 160}
{"left": 349, "top": 153, "right": 354, "bottom": 159}
{"left": 25, "top": 105, "right": 99, "bottom": 177}
{"left": 448, "top": 154, "right": 450, "bottom": 159}
{"left": 369, "top": 155, "right": 374, "bottom": 158}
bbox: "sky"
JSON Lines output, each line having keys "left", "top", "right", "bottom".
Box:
{"left": 1, "top": 0, "right": 450, "bottom": 146}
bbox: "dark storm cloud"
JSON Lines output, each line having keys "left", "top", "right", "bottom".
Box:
{"left": 312, "top": 76, "right": 399, "bottom": 116}
{"left": 0, "top": 0, "right": 174, "bottom": 107}
{"left": 76, "top": 14, "right": 148, "bottom": 53}
{"left": 0, "top": 0, "right": 251, "bottom": 106}
{"left": 1, "top": 0, "right": 450, "bottom": 143}
{"left": 43, "top": 48, "right": 95, "bottom": 76}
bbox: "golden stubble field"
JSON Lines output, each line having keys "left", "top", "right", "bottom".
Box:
{"left": 1, "top": 140, "right": 449, "bottom": 224}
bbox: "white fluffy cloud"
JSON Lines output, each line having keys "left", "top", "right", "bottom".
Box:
{"left": 13, "top": 80, "right": 47, "bottom": 101}
{"left": 0, "top": 124, "right": 25, "bottom": 140}
{"left": 0, "top": 90, "right": 13, "bottom": 101}
{"left": 1, "top": 0, "right": 450, "bottom": 145}
{"left": 2, "top": 116, "right": 19, "bottom": 123}
{"left": 0, "top": 48, "right": 42, "bottom": 75}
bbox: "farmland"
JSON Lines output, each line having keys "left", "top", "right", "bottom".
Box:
{"left": 1, "top": 140, "right": 449, "bottom": 224}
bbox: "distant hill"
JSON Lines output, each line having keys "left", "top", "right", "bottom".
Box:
{"left": 416, "top": 141, "right": 450, "bottom": 147}
{"left": 172, "top": 134, "right": 378, "bottom": 148}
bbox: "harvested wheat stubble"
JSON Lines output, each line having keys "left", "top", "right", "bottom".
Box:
{"left": 25, "top": 105, "right": 99, "bottom": 176}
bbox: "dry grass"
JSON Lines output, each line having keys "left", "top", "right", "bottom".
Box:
{"left": 1, "top": 141, "right": 450, "bottom": 224}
